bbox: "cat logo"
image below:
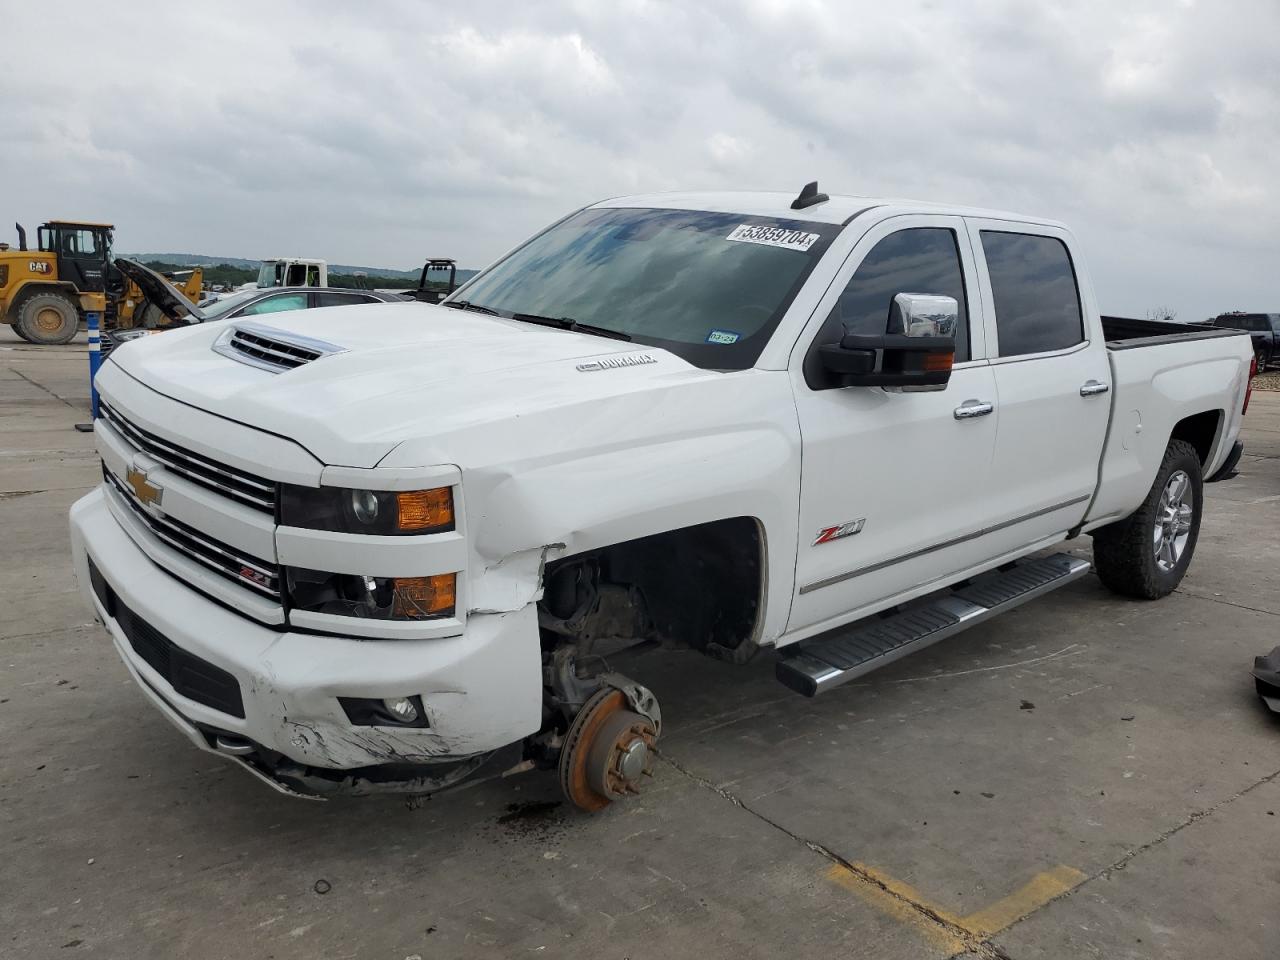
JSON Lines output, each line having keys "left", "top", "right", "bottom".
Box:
{"left": 30, "top": 261, "right": 51, "bottom": 274}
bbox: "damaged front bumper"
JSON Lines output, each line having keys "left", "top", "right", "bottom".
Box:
{"left": 1254, "top": 646, "right": 1280, "bottom": 714}
{"left": 70, "top": 488, "right": 543, "bottom": 798}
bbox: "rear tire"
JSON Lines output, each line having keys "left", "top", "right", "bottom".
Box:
{"left": 16, "top": 292, "right": 80, "bottom": 345}
{"left": 1092, "top": 439, "right": 1203, "bottom": 599}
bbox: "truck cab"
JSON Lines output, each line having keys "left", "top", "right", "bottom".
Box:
{"left": 1212, "top": 312, "right": 1279, "bottom": 370}
{"left": 39, "top": 220, "right": 113, "bottom": 293}
{"left": 256, "top": 258, "right": 327, "bottom": 288}
{"left": 404, "top": 258, "right": 459, "bottom": 304}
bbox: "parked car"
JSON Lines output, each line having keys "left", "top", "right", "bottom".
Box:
{"left": 104, "top": 259, "right": 406, "bottom": 352}
{"left": 1211, "top": 312, "right": 1279, "bottom": 370}
{"left": 71, "top": 186, "right": 1257, "bottom": 811}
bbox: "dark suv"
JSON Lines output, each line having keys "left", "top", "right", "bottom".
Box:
{"left": 1212, "top": 313, "right": 1279, "bottom": 370}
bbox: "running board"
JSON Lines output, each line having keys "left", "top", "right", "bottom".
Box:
{"left": 776, "top": 553, "right": 1092, "bottom": 697}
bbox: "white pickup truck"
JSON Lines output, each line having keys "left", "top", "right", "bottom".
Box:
{"left": 70, "top": 185, "right": 1258, "bottom": 810}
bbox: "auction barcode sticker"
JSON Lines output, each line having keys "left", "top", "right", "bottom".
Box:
{"left": 725, "top": 224, "right": 821, "bottom": 252}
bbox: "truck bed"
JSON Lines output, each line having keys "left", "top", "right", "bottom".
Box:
{"left": 1101, "top": 316, "right": 1249, "bottom": 350}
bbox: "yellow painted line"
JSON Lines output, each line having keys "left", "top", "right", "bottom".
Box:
{"left": 843, "top": 862, "right": 965, "bottom": 926}
{"left": 960, "top": 864, "right": 1087, "bottom": 937}
{"left": 825, "top": 864, "right": 966, "bottom": 955}
{"left": 825, "top": 861, "right": 1087, "bottom": 949}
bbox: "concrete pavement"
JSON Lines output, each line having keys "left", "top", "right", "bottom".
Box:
{"left": 1, "top": 326, "right": 1277, "bottom": 959}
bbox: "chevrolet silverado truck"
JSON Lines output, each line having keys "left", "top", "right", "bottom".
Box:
{"left": 70, "top": 184, "right": 1258, "bottom": 810}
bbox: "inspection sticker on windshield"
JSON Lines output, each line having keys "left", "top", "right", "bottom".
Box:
{"left": 725, "top": 223, "right": 820, "bottom": 252}
{"left": 706, "top": 329, "right": 741, "bottom": 345}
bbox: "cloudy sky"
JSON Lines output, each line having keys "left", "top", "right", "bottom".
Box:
{"left": 5, "top": 0, "right": 1277, "bottom": 319}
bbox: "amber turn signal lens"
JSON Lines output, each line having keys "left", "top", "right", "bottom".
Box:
{"left": 391, "top": 573, "right": 456, "bottom": 619}
{"left": 923, "top": 351, "right": 955, "bottom": 373}
{"left": 396, "top": 488, "right": 454, "bottom": 532}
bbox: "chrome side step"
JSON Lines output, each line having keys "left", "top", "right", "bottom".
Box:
{"left": 776, "top": 553, "right": 1091, "bottom": 697}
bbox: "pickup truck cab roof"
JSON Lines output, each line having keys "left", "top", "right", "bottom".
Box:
{"left": 596, "top": 190, "right": 1068, "bottom": 229}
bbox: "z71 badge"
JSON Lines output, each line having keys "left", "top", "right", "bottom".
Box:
{"left": 813, "top": 518, "right": 865, "bottom": 545}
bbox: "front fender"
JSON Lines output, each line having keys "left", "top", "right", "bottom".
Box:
{"left": 380, "top": 371, "right": 803, "bottom": 643}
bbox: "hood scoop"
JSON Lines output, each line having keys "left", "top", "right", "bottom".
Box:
{"left": 212, "top": 322, "right": 346, "bottom": 373}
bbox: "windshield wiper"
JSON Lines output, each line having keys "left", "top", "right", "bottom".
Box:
{"left": 442, "top": 299, "right": 500, "bottom": 316}
{"left": 511, "top": 312, "right": 632, "bottom": 342}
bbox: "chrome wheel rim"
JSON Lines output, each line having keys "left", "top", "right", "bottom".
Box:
{"left": 1153, "top": 469, "right": 1193, "bottom": 572}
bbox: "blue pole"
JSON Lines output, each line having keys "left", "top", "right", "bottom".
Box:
{"left": 87, "top": 310, "right": 101, "bottom": 419}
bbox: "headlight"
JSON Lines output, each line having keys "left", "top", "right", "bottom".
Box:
{"left": 113, "top": 329, "right": 159, "bottom": 343}
{"left": 280, "top": 485, "right": 454, "bottom": 535}
{"left": 286, "top": 568, "right": 456, "bottom": 620}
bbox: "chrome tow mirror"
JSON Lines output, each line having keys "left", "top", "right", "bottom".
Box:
{"left": 818, "top": 292, "right": 958, "bottom": 391}
{"left": 888, "top": 293, "right": 959, "bottom": 339}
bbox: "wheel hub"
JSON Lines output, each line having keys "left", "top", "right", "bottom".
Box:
{"left": 1153, "top": 469, "right": 1193, "bottom": 572}
{"left": 618, "top": 737, "right": 649, "bottom": 781}
{"left": 558, "top": 687, "right": 659, "bottom": 811}
{"left": 36, "top": 307, "right": 63, "bottom": 332}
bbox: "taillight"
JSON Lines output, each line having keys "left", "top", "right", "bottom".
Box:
{"left": 1243, "top": 354, "right": 1258, "bottom": 416}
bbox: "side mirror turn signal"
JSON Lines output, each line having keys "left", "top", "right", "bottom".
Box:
{"left": 819, "top": 292, "right": 958, "bottom": 391}
{"left": 819, "top": 334, "right": 954, "bottom": 390}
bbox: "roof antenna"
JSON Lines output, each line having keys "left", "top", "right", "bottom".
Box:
{"left": 790, "top": 181, "right": 829, "bottom": 210}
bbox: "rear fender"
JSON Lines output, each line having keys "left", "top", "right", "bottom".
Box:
{"left": 1085, "top": 348, "right": 1248, "bottom": 528}
{"left": 2, "top": 279, "right": 81, "bottom": 322}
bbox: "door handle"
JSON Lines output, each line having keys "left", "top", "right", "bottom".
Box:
{"left": 953, "top": 400, "right": 994, "bottom": 420}
{"left": 1080, "top": 380, "right": 1110, "bottom": 397}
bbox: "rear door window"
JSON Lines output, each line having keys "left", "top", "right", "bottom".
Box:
{"left": 981, "top": 231, "right": 1083, "bottom": 357}
{"left": 316, "top": 292, "right": 378, "bottom": 307}
{"left": 239, "top": 294, "right": 308, "bottom": 316}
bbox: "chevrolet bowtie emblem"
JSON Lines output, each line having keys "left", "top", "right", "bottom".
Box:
{"left": 125, "top": 466, "right": 163, "bottom": 508}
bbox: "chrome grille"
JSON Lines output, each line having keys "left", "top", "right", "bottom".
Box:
{"left": 103, "top": 466, "right": 281, "bottom": 600}
{"left": 98, "top": 400, "right": 275, "bottom": 513}
{"left": 213, "top": 322, "right": 345, "bottom": 373}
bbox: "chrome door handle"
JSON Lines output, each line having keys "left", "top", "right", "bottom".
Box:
{"left": 954, "top": 400, "right": 994, "bottom": 420}
{"left": 1080, "top": 380, "right": 1110, "bottom": 397}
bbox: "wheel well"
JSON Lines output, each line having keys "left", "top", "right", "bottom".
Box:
{"left": 1170, "top": 410, "right": 1221, "bottom": 466}
{"left": 539, "top": 517, "right": 765, "bottom": 662}
{"left": 8, "top": 282, "right": 80, "bottom": 315}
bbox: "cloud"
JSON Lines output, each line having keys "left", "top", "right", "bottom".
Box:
{"left": 3, "top": 0, "right": 1277, "bottom": 318}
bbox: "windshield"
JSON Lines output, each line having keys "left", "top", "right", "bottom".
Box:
{"left": 199, "top": 289, "right": 261, "bottom": 319}
{"left": 451, "top": 207, "right": 840, "bottom": 369}
{"left": 257, "top": 262, "right": 286, "bottom": 287}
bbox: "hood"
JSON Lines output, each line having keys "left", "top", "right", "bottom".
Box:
{"left": 107, "top": 302, "right": 715, "bottom": 467}
{"left": 114, "top": 258, "right": 206, "bottom": 323}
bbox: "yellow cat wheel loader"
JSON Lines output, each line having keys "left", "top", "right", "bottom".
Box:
{"left": 0, "top": 221, "right": 202, "bottom": 344}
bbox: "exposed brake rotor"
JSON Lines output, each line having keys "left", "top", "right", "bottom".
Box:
{"left": 558, "top": 687, "right": 658, "bottom": 812}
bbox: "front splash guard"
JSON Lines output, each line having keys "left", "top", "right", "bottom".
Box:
{"left": 201, "top": 723, "right": 527, "bottom": 799}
